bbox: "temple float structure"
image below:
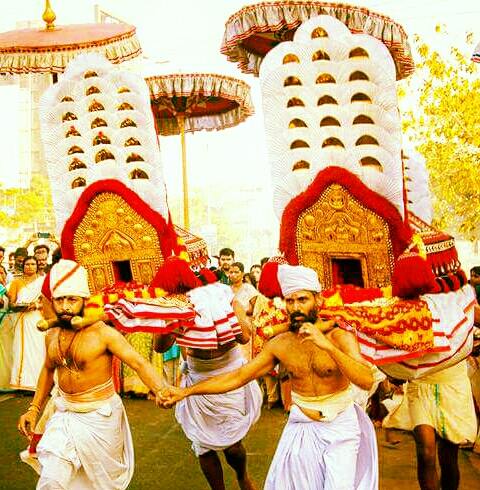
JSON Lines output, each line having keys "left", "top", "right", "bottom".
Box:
{"left": 254, "top": 13, "right": 474, "bottom": 379}
{"left": 37, "top": 54, "right": 242, "bottom": 395}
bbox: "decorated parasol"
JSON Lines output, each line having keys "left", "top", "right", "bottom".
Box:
{"left": 472, "top": 40, "right": 480, "bottom": 63}
{"left": 173, "top": 224, "right": 209, "bottom": 268}
{"left": 145, "top": 72, "right": 254, "bottom": 229}
{"left": 0, "top": 0, "right": 141, "bottom": 78}
{"left": 221, "top": 1, "right": 414, "bottom": 80}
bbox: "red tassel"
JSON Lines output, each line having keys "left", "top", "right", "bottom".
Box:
{"left": 151, "top": 256, "right": 201, "bottom": 293}
{"left": 448, "top": 272, "right": 461, "bottom": 291}
{"left": 197, "top": 268, "right": 218, "bottom": 285}
{"left": 258, "top": 262, "right": 282, "bottom": 298}
{"left": 392, "top": 251, "right": 437, "bottom": 298}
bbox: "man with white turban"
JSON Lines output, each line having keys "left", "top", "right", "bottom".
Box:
{"left": 160, "top": 264, "right": 378, "bottom": 490}
{"left": 18, "top": 259, "right": 166, "bottom": 489}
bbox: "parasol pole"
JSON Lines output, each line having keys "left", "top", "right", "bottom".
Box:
{"left": 42, "top": 0, "right": 58, "bottom": 83}
{"left": 177, "top": 114, "right": 190, "bottom": 230}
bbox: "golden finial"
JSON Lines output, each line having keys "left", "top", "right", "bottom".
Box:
{"left": 42, "top": 0, "right": 56, "bottom": 30}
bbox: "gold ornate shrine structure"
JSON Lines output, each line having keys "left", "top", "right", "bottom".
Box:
{"left": 297, "top": 184, "right": 394, "bottom": 290}
{"left": 72, "top": 191, "right": 163, "bottom": 291}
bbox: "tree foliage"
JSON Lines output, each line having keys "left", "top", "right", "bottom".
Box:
{"left": 401, "top": 30, "right": 480, "bottom": 240}
{"left": 0, "top": 174, "right": 56, "bottom": 232}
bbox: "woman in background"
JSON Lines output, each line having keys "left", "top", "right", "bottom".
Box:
{"left": 8, "top": 256, "right": 45, "bottom": 391}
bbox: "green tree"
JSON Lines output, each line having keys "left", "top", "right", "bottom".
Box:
{"left": 0, "top": 175, "right": 56, "bottom": 235}
{"left": 400, "top": 30, "right": 480, "bottom": 240}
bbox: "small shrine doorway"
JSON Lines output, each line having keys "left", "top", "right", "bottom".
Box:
{"left": 296, "top": 184, "right": 394, "bottom": 290}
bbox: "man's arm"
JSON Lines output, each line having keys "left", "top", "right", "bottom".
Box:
{"left": 102, "top": 324, "right": 165, "bottom": 394}
{"left": 233, "top": 300, "right": 251, "bottom": 345}
{"left": 18, "top": 334, "right": 56, "bottom": 437}
{"left": 159, "top": 344, "right": 277, "bottom": 407}
{"left": 300, "top": 323, "right": 374, "bottom": 390}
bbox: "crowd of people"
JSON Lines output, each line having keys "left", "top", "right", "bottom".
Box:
{"left": 0, "top": 244, "right": 60, "bottom": 392}
{"left": 1, "top": 242, "right": 479, "bottom": 489}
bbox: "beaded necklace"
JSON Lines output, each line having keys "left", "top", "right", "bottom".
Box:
{"left": 57, "top": 328, "right": 81, "bottom": 371}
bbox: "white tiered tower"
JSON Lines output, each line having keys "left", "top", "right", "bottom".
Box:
{"left": 39, "top": 53, "right": 169, "bottom": 236}
{"left": 259, "top": 15, "right": 404, "bottom": 220}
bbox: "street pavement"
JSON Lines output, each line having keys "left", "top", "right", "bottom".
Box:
{"left": 0, "top": 394, "right": 479, "bottom": 489}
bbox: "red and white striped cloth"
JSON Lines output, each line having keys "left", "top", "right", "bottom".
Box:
{"left": 178, "top": 283, "right": 241, "bottom": 349}
{"left": 346, "top": 285, "right": 475, "bottom": 380}
{"left": 105, "top": 283, "right": 242, "bottom": 350}
{"left": 104, "top": 298, "right": 195, "bottom": 334}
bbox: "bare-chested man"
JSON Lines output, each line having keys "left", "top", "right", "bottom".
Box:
{"left": 18, "top": 259, "right": 165, "bottom": 489}
{"left": 154, "top": 274, "right": 262, "bottom": 490}
{"left": 160, "top": 264, "right": 378, "bottom": 490}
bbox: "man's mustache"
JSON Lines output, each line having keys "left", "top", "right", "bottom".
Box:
{"left": 58, "top": 313, "right": 74, "bottom": 320}
{"left": 290, "top": 312, "right": 308, "bottom": 321}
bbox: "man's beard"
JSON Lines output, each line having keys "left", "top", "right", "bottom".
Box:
{"left": 289, "top": 308, "right": 318, "bottom": 332}
{"left": 57, "top": 306, "right": 84, "bottom": 328}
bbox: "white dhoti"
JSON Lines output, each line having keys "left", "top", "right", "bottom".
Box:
{"left": 265, "top": 389, "right": 378, "bottom": 490}
{"left": 406, "top": 360, "right": 477, "bottom": 444}
{"left": 175, "top": 345, "right": 262, "bottom": 456}
{"left": 35, "top": 379, "right": 134, "bottom": 490}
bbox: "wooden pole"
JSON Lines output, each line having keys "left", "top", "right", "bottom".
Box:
{"left": 178, "top": 115, "right": 189, "bottom": 230}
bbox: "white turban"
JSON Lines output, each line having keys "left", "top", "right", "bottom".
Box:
{"left": 49, "top": 259, "right": 90, "bottom": 299}
{"left": 277, "top": 264, "right": 321, "bottom": 297}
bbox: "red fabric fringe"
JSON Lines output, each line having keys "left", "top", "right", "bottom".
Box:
{"left": 279, "top": 167, "right": 412, "bottom": 264}
{"left": 392, "top": 251, "right": 437, "bottom": 298}
{"left": 427, "top": 247, "right": 459, "bottom": 275}
{"left": 197, "top": 268, "right": 218, "bottom": 285}
{"left": 150, "top": 256, "right": 201, "bottom": 293}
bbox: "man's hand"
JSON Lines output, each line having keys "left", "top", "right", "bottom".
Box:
{"left": 26, "top": 302, "right": 37, "bottom": 312}
{"left": 156, "top": 386, "right": 187, "bottom": 408}
{"left": 299, "top": 323, "right": 333, "bottom": 351}
{"left": 18, "top": 410, "right": 38, "bottom": 438}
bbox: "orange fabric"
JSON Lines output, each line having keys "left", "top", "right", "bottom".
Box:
{"left": 59, "top": 378, "right": 115, "bottom": 404}
{"left": 319, "top": 299, "right": 434, "bottom": 351}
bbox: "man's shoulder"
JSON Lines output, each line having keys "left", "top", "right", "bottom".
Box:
{"left": 82, "top": 320, "right": 115, "bottom": 337}
{"left": 268, "top": 330, "right": 294, "bottom": 349}
{"left": 45, "top": 326, "right": 59, "bottom": 342}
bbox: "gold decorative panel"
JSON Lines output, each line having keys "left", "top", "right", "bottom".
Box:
{"left": 296, "top": 184, "right": 394, "bottom": 289}
{"left": 73, "top": 192, "right": 163, "bottom": 292}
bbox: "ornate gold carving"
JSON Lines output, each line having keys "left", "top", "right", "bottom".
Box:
{"left": 297, "top": 184, "right": 394, "bottom": 289}
{"left": 92, "top": 266, "right": 108, "bottom": 291}
{"left": 73, "top": 192, "right": 163, "bottom": 292}
{"left": 137, "top": 261, "right": 154, "bottom": 285}
{"left": 102, "top": 230, "right": 133, "bottom": 258}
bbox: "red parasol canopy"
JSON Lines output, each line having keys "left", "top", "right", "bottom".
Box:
{"left": 221, "top": 1, "right": 414, "bottom": 80}
{"left": 145, "top": 73, "right": 254, "bottom": 135}
{"left": 0, "top": 2, "right": 141, "bottom": 75}
{"left": 145, "top": 72, "right": 254, "bottom": 229}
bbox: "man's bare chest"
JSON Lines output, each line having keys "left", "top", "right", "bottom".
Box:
{"left": 277, "top": 338, "right": 340, "bottom": 379}
{"left": 48, "top": 330, "right": 104, "bottom": 370}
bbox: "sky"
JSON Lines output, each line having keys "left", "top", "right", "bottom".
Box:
{"left": 0, "top": 0, "right": 479, "bottom": 260}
